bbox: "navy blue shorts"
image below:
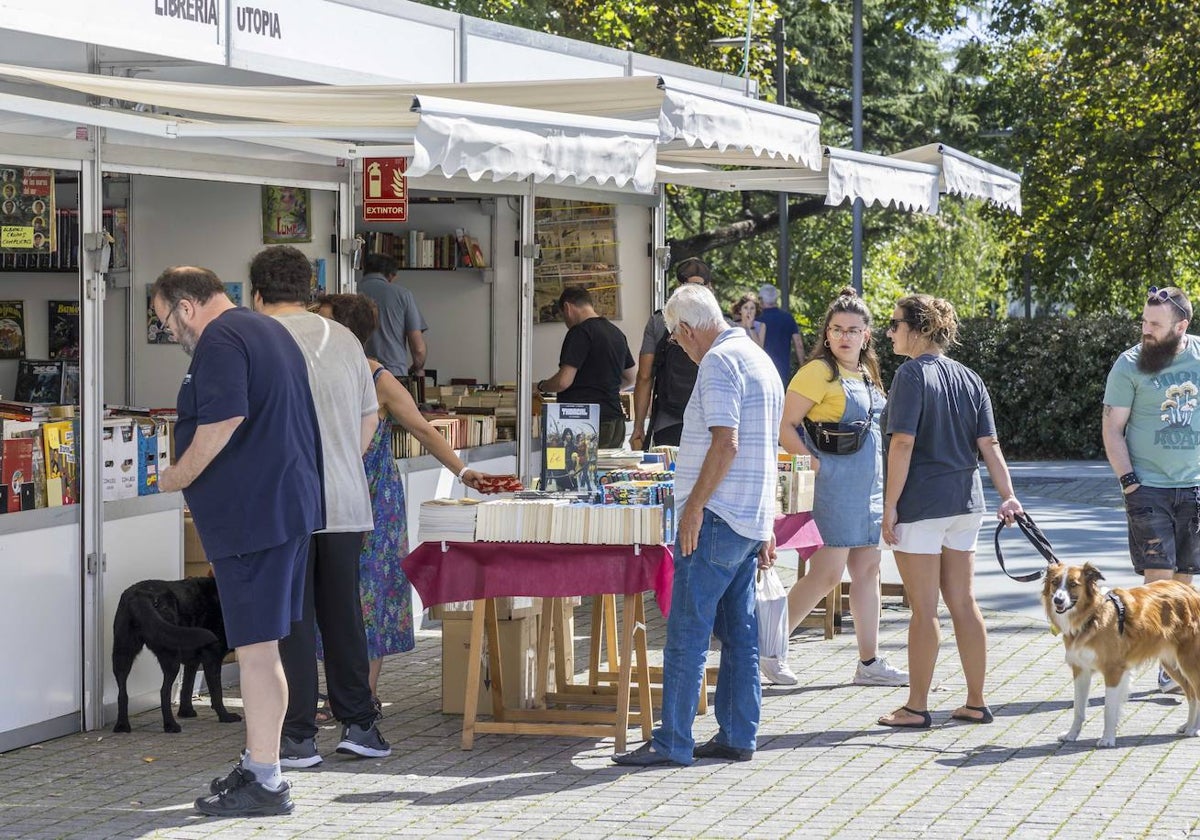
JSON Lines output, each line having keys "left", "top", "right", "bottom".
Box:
{"left": 210, "top": 534, "right": 310, "bottom": 648}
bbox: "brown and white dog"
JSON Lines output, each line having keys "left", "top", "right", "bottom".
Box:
{"left": 1043, "top": 562, "right": 1200, "bottom": 747}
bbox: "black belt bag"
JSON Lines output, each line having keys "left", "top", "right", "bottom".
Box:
{"left": 803, "top": 419, "right": 871, "bottom": 455}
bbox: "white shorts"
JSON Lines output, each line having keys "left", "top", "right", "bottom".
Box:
{"left": 888, "top": 512, "right": 983, "bottom": 555}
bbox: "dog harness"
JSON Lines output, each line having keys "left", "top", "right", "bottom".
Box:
{"left": 1105, "top": 591, "right": 1126, "bottom": 635}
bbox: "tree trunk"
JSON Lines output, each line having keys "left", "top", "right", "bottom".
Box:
{"left": 668, "top": 195, "right": 828, "bottom": 262}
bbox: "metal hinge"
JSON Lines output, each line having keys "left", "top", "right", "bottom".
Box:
{"left": 86, "top": 553, "right": 107, "bottom": 575}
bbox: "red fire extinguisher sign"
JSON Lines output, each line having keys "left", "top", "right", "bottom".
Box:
{"left": 362, "top": 158, "right": 408, "bottom": 222}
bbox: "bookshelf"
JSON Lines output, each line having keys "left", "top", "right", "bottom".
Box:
{"left": 357, "top": 194, "right": 495, "bottom": 279}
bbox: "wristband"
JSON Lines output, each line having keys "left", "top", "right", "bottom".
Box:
{"left": 457, "top": 466, "right": 470, "bottom": 483}
{"left": 1119, "top": 472, "right": 1140, "bottom": 489}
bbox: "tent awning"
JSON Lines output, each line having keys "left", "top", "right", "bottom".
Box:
{"left": 890, "top": 143, "right": 1021, "bottom": 214}
{"left": 0, "top": 62, "right": 824, "bottom": 174}
{"left": 0, "top": 73, "right": 660, "bottom": 192}
{"left": 657, "top": 147, "right": 941, "bottom": 214}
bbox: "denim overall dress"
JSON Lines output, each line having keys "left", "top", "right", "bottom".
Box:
{"left": 805, "top": 374, "right": 885, "bottom": 547}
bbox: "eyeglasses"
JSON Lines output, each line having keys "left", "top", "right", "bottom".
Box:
{"left": 1148, "top": 286, "right": 1190, "bottom": 318}
{"left": 160, "top": 302, "right": 181, "bottom": 337}
{"left": 887, "top": 318, "right": 910, "bottom": 332}
{"left": 828, "top": 326, "right": 866, "bottom": 338}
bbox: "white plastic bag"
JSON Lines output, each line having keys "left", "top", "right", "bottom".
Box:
{"left": 755, "top": 567, "right": 789, "bottom": 661}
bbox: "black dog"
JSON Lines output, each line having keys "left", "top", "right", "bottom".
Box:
{"left": 112, "top": 577, "right": 241, "bottom": 733}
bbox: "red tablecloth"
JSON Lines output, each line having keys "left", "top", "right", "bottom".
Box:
{"left": 774, "top": 512, "right": 824, "bottom": 559}
{"left": 402, "top": 542, "right": 675, "bottom": 617}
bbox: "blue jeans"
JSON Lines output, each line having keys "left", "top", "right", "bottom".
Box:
{"left": 651, "top": 509, "right": 763, "bottom": 764}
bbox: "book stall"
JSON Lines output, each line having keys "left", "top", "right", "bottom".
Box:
{"left": 403, "top": 400, "right": 824, "bottom": 750}
{"left": 0, "top": 0, "right": 1020, "bottom": 757}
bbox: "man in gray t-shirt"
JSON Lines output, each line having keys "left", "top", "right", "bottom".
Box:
{"left": 358, "top": 252, "right": 428, "bottom": 377}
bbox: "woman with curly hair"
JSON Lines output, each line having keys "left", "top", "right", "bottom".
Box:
{"left": 731, "top": 293, "right": 766, "bottom": 347}
{"left": 877, "top": 293, "right": 1022, "bottom": 729}
{"left": 775, "top": 287, "right": 907, "bottom": 688}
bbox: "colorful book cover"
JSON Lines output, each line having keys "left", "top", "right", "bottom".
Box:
{"left": 0, "top": 300, "right": 25, "bottom": 360}
{"left": 48, "top": 300, "right": 79, "bottom": 360}
{"left": 13, "top": 359, "right": 62, "bottom": 403}
{"left": 42, "top": 419, "right": 76, "bottom": 506}
{"left": 2, "top": 437, "right": 33, "bottom": 512}
{"left": 309, "top": 258, "right": 326, "bottom": 301}
{"left": 135, "top": 420, "right": 160, "bottom": 495}
{"left": 540, "top": 402, "right": 600, "bottom": 493}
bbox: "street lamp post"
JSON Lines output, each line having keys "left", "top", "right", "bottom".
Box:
{"left": 774, "top": 17, "right": 791, "bottom": 310}
{"left": 851, "top": 0, "right": 864, "bottom": 295}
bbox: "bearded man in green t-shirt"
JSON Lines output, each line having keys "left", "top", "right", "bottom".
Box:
{"left": 1103, "top": 285, "right": 1200, "bottom": 694}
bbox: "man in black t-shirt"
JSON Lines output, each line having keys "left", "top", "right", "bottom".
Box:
{"left": 536, "top": 285, "right": 635, "bottom": 448}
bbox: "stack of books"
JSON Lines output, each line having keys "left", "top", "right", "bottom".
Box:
{"left": 475, "top": 498, "right": 568, "bottom": 542}
{"left": 777, "top": 454, "right": 816, "bottom": 514}
{"left": 471, "top": 498, "right": 673, "bottom": 546}
{"left": 418, "top": 498, "right": 482, "bottom": 543}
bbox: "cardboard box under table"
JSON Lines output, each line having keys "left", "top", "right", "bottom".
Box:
{"left": 403, "top": 540, "right": 673, "bottom": 752}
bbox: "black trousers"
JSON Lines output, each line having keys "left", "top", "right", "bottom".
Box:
{"left": 649, "top": 423, "right": 683, "bottom": 447}
{"left": 279, "top": 531, "right": 375, "bottom": 740}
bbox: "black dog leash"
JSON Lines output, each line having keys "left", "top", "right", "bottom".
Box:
{"left": 994, "top": 512, "right": 1061, "bottom": 582}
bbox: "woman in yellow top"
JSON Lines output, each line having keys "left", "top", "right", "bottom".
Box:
{"left": 773, "top": 288, "right": 908, "bottom": 687}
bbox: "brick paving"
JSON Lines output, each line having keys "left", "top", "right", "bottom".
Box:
{"left": 2, "top": 463, "right": 1199, "bottom": 839}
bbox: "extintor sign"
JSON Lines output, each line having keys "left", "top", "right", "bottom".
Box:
{"left": 362, "top": 158, "right": 408, "bottom": 222}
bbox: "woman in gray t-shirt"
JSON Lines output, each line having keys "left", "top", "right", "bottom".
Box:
{"left": 877, "top": 294, "right": 1023, "bottom": 730}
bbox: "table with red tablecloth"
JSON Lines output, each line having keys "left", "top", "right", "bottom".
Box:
{"left": 774, "top": 511, "right": 824, "bottom": 557}
{"left": 402, "top": 541, "right": 672, "bottom": 750}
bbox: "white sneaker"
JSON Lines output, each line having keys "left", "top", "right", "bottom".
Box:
{"left": 1158, "top": 666, "right": 1184, "bottom": 695}
{"left": 759, "top": 656, "right": 799, "bottom": 685}
{"left": 853, "top": 657, "right": 909, "bottom": 687}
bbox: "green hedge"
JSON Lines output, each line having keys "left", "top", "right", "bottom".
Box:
{"left": 873, "top": 316, "right": 1143, "bottom": 460}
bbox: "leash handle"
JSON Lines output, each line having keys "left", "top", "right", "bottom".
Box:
{"left": 994, "top": 511, "right": 1061, "bottom": 583}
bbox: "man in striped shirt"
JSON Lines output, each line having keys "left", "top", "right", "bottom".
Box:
{"left": 614, "top": 283, "right": 783, "bottom": 767}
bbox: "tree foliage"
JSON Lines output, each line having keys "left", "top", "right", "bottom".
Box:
{"left": 978, "top": 0, "right": 1200, "bottom": 314}
{"left": 415, "top": 0, "right": 1015, "bottom": 323}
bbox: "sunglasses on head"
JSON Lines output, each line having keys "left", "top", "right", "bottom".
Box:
{"left": 1149, "top": 286, "right": 1190, "bottom": 318}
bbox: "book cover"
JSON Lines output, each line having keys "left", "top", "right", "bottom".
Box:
{"left": 60, "top": 361, "right": 79, "bottom": 406}
{"left": 223, "top": 282, "right": 243, "bottom": 307}
{"left": 540, "top": 402, "right": 599, "bottom": 492}
{"left": 2, "top": 437, "right": 33, "bottom": 512}
{"left": 47, "top": 300, "right": 80, "bottom": 360}
{"left": 42, "top": 419, "right": 76, "bottom": 506}
{"left": 309, "top": 258, "right": 326, "bottom": 301}
{"left": 13, "top": 359, "right": 62, "bottom": 404}
{"left": 0, "top": 300, "right": 25, "bottom": 360}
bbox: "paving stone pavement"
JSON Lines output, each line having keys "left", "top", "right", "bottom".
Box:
{"left": 3, "top": 462, "right": 1199, "bottom": 839}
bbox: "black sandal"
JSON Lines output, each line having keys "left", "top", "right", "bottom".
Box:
{"left": 950, "top": 704, "right": 994, "bottom": 724}
{"left": 879, "top": 705, "right": 932, "bottom": 729}
{"left": 315, "top": 693, "right": 333, "bottom": 724}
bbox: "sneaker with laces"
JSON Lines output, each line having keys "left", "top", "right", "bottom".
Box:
{"left": 209, "top": 754, "right": 248, "bottom": 795}
{"left": 279, "top": 734, "right": 323, "bottom": 769}
{"left": 759, "top": 656, "right": 799, "bottom": 686}
{"left": 336, "top": 722, "right": 392, "bottom": 758}
{"left": 1158, "top": 666, "right": 1184, "bottom": 695}
{"left": 194, "top": 767, "right": 293, "bottom": 818}
{"left": 853, "top": 657, "right": 909, "bottom": 687}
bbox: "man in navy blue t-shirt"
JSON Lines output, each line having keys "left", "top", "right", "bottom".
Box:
{"left": 153, "top": 266, "right": 323, "bottom": 819}
{"left": 757, "top": 284, "right": 805, "bottom": 385}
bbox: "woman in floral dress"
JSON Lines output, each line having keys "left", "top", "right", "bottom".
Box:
{"left": 317, "top": 294, "right": 493, "bottom": 704}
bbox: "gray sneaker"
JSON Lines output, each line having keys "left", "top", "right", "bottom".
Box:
{"left": 279, "top": 734, "right": 322, "bottom": 769}
{"left": 336, "top": 722, "right": 392, "bottom": 758}
{"left": 1158, "top": 666, "right": 1184, "bottom": 695}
